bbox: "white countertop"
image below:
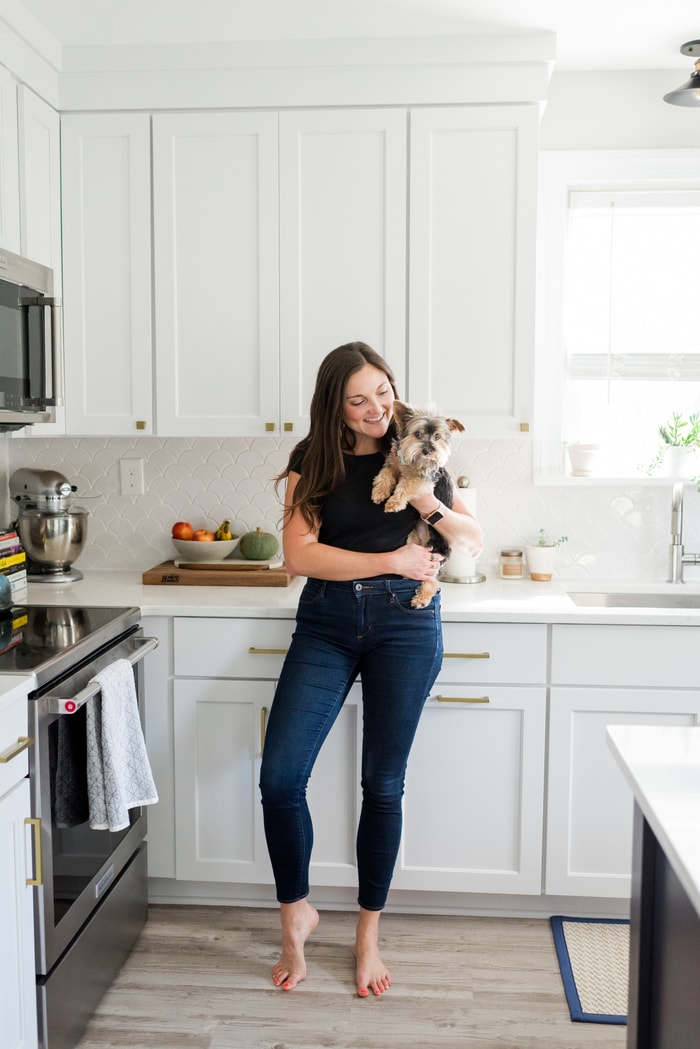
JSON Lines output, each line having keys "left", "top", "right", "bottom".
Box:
{"left": 607, "top": 725, "right": 700, "bottom": 918}
{"left": 15, "top": 570, "right": 700, "bottom": 625}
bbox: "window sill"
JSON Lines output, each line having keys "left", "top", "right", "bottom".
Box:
{"left": 534, "top": 474, "right": 699, "bottom": 487}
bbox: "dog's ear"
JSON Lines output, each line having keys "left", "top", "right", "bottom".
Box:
{"left": 392, "top": 401, "right": 414, "bottom": 430}
{"left": 447, "top": 417, "right": 465, "bottom": 434}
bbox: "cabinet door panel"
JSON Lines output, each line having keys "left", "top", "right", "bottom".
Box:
{"left": 546, "top": 687, "right": 700, "bottom": 898}
{"left": 0, "top": 66, "right": 20, "bottom": 252}
{"left": 153, "top": 112, "right": 279, "bottom": 436}
{"left": 279, "top": 109, "right": 407, "bottom": 436}
{"left": 306, "top": 688, "right": 361, "bottom": 884}
{"left": 409, "top": 106, "right": 538, "bottom": 435}
{"left": 394, "top": 687, "right": 546, "bottom": 894}
{"left": 174, "top": 679, "right": 273, "bottom": 883}
{"left": 0, "top": 779, "right": 37, "bottom": 1049}
{"left": 61, "top": 113, "right": 153, "bottom": 434}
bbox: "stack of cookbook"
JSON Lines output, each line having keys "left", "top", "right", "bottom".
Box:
{"left": 0, "top": 530, "right": 28, "bottom": 604}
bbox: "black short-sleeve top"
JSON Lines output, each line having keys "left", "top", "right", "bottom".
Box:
{"left": 289, "top": 448, "right": 418, "bottom": 554}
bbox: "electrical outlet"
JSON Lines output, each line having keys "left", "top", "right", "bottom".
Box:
{"left": 119, "top": 458, "right": 145, "bottom": 496}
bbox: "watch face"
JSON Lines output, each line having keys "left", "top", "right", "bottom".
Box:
{"left": 427, "top": 510, "right": 444, "bottom": 524}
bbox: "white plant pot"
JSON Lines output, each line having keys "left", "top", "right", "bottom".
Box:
{"left": 657, "top": 446, "right": 700, "bottom": 480}
{"left": 525, "top": 544, "right": 558, "bottom": 582}
{"left": 566, "top": 443, "right": 601, "bottom": 477}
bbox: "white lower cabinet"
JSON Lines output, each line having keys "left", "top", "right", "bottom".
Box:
{"left": 394, "top": 623, "right": 547, "bottom": 894}
{"left": 146, "top": 615, "right": 700, "bottom": 906}
{"left": 546, "top": 624, "right": 700, "bottom": 898}
{"left": 169, "top": 617, "right": 362, "bottom": 887}
{"left": 0, "top": 691, "right": 38, "bottom": 1049}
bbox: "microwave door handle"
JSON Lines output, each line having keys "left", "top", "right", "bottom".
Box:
{"left": 27, "top": 302, "right": 44, "bottom": 400}
{"left": 45, "top": 297, "right": 63, "bottom": 407}
{"left": 46, "top": 636, "right": 158, "bottom": 715}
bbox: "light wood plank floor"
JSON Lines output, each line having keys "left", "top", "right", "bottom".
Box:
{"left": 75, "top": 905, "right": 627, "bottom": 1049}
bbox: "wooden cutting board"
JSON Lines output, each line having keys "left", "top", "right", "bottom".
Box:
{"left": 142, "top": 561, "right": 293, "bottom": 587}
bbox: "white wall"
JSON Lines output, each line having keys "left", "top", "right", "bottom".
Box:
{"left": 542, "top": 69, "right": 700, "bottom": 150}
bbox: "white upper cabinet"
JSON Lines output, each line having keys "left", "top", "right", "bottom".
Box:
{"left": 152, "top": 111, "right": 280, "bottom": 437}
{"left": 17, "top": 87, "right": 60, "bottom": 276}
{"left": 61, "top": 113, "right": 153, "bottom": 434}
{"left": 408, "top": 105, "right": 539, "bottom": 435}
{"left": 0, "top": 66, "right": 20, "bottom": 253}
{"left": 278, "top": 108, "right": 407, "bottom": 435}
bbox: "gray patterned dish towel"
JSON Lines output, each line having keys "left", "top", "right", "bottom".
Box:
{"left": 85, "top": 658, "right": 158, "bottom": 831}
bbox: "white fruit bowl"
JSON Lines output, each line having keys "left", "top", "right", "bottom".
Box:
{"left": 172, "top": 537, "right": 240, "bottom": 561}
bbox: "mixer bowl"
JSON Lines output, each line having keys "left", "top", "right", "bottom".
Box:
{"left": 16, "top": 507, "right": 88, "bottom": 570}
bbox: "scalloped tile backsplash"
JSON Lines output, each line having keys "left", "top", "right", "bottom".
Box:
{"left": 4, "top": 433, "right": 700, "bottom": 582}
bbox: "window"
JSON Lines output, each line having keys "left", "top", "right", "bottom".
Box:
{"left": 536, "top": 151, "right": 700, "bottom": 480}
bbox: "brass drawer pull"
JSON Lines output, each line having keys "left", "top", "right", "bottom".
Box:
{"left": 248, "top": 647, "right": 289, "bottom": 656}
{"left": 0, "top": 736, "right": 34, "bottom": 763}
{"left": 436, "top": 695, "right": 490, "bottom": 704}
{"left": 25, "top": 817, "right": 43, "bottom": 886}
{"left": 443, "top": 652, "right": 490, "bottom": 659}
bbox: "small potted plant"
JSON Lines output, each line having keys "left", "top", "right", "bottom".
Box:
{"left": 645, "top": 412, "right": 700, "bottom": 479}
{"left": 525, "top": 529, "right": 568, "bottom": 582}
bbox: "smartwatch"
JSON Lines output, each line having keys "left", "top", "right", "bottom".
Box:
{"left": 422, "top": 505, "right": 444, "bottom": 525}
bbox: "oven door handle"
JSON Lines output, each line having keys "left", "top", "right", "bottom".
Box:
{"left": 45, "top": 636, "right": 158, "bottom": 715}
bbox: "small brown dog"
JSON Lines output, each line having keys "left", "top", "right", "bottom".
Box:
{"left": 371, "top": 401, "right": 465, "bottom": 607}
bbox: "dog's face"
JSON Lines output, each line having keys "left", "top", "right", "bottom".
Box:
{"left": 393, "top": 401, "right": 465, "bottom": 470}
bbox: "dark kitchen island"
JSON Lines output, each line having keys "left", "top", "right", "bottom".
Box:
{"left": 607, "top": 725, "right": 700, "bottom": 1049}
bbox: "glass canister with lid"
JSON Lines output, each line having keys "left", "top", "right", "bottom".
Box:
{"left": 499, "top": 548, "right": 524, "bottom": 580}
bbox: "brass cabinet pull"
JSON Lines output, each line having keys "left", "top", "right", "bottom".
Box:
{"left": 436, "top": 695, "right": 490, "bottom": 704}
{"left": 265, "top": 422, "right": 275, "bottom": 432}
{"left": 248, "top": 647, "right": 289, "bottom": 656}
{"left": 0, "top": 736, "right": 34, "bottom": 763}
{"left": 443, "top": 652, "right": 490, "bottom": 659}
{"left": 260, "top": 706, "right": 268, "bottom": 755}
{"left": 24, "top": 817, "right": 43, "bottom": 886}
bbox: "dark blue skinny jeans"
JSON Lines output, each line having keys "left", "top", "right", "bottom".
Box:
{"left": 259, "top": 577, "right": 443, "bottom": 911}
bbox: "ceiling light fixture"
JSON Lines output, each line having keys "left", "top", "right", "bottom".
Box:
{"left": 664, "top": 41, "right": 700, "bottom": 106}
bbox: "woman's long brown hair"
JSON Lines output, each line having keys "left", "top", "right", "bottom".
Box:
{"left": 276, "top": 341, "right": 399, "bottom": 531}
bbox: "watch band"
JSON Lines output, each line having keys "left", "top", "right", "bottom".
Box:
{"left": 421, "top": 504, "right": 444, "bottom": 525}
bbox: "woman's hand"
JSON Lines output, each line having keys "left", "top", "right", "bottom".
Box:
{"left": 392, "top": 542, "right": 443, "bottom": 581}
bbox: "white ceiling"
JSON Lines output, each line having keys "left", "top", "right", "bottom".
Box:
{"left": 12, "top": 0, "right": 700, "bottom": 72}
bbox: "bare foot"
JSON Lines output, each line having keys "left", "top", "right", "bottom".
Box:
{"left": 272, "top": 899, "right": 319, "bottom": 990}
{"left": 355, "top": 908, "right": 391, "bottom": 998}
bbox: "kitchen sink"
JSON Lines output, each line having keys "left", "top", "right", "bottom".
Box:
{"left": 567, "top": 591, "right": 700, "bottom": 609}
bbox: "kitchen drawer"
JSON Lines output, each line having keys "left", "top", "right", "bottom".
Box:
{"left": 551, "top": 624, "right": 700, "bottom": 688}
{"left": 437, "top": 623, "right": 547, "bottom": 685}
{"left": 174, "top": 618, "right": 294, "bottom": 678}
{"left": 0, "top": 690, "right": 31, "bottom": 797}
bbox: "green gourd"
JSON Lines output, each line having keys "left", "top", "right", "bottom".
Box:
{"left": 240, "top": 527, "right": 279, "bottom": 561}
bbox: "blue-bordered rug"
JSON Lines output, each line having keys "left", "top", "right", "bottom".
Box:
{"left": 550, "top": 916, "right": 629, "bottom": 1024}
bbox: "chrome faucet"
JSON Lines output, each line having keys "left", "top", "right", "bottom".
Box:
{"left": 669, "top": 481, "right": 700, "bottom": 582}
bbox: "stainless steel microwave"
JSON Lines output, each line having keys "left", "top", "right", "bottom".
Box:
{"left": 0, "top": 247, "right": 62, "bottom": 431}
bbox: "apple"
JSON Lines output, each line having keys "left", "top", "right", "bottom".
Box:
{"left": 192, "top": 529, "right": 215, "bottom": 542}
{"left": 172, "top": 521, "right": 194, "bottom": 540}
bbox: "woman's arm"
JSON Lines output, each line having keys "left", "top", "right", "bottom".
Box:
{"left": 408, "top": 489, "right": 484, "bottom": 557}
{"left": 282, "top": 472, "right": 440, "bottom": 582}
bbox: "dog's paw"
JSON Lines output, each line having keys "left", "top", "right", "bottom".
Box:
{"left": 385, "top": 494, "right": 408, "bottom": 513}
{"left": 411, "top": 580, "right": 438, "bottom": 608}
{"left": 371, "top": 473, "right": 393, "bottom": 505}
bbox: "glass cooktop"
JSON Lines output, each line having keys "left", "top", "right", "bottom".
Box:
{"left": 0, "top": 604, "right": 140, "bottom": 678}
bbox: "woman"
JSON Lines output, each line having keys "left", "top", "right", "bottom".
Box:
{"left": 259, "top": 341, "right": 483, "bottom": 998}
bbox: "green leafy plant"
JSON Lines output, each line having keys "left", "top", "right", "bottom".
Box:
{"left": 645, "top": 412, "right": 700, "bottom": 475}
{"left": 534, "top": 528, "right": 568, "bottom": 548}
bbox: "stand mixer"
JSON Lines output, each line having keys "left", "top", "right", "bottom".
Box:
{"left": 9, "top": 468, "right": 89, "bottom": 583}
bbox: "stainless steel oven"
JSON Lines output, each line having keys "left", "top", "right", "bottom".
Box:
{"left": 0, "top": 604, "right": 157, "bottom": 1049}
